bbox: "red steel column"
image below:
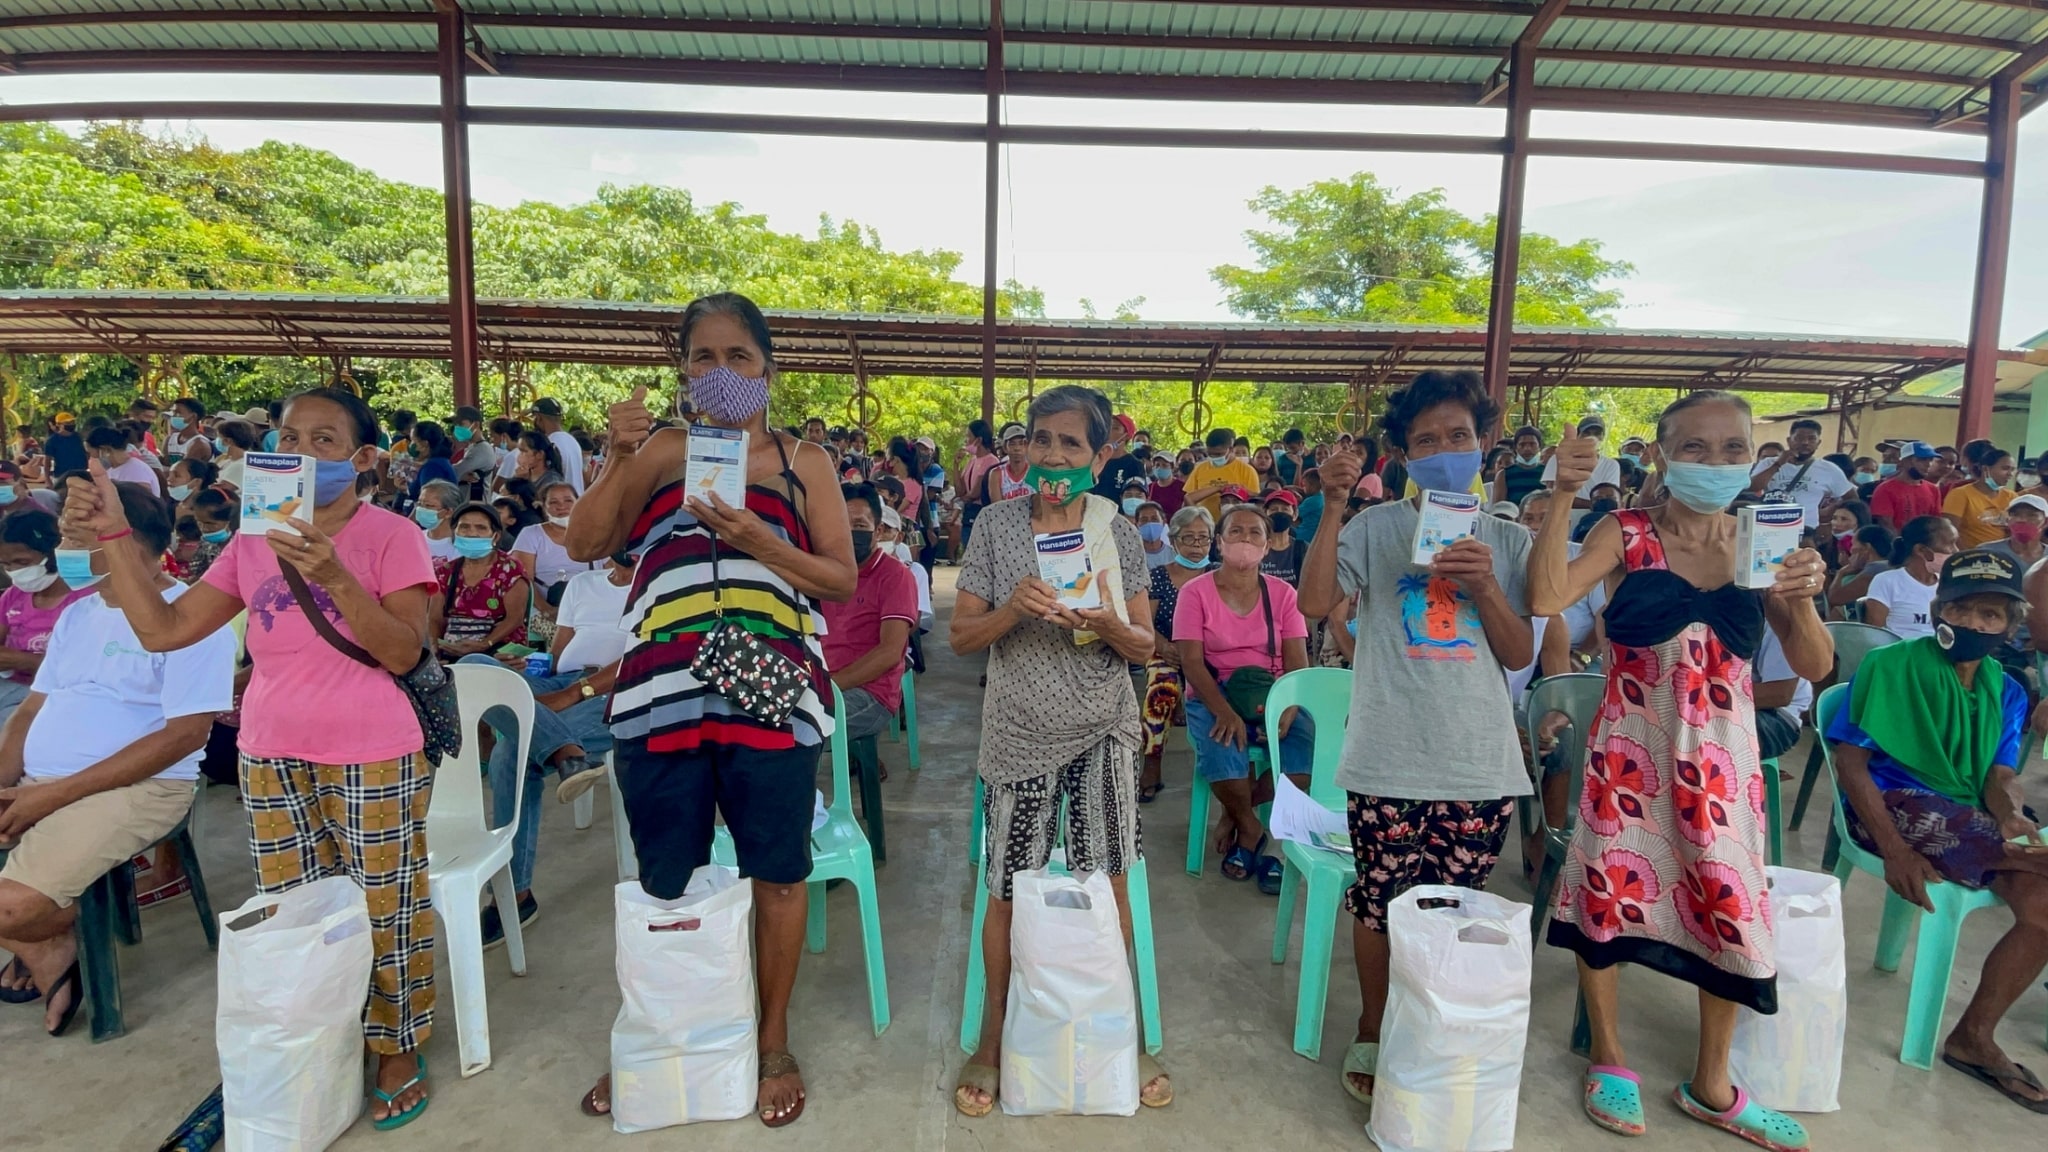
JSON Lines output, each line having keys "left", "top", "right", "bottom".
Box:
{"left": 438, "top": 9, "right": 481, "bottom": 410}
{"left": 1482, "top": 44, "right": 1533, "bottom": 410}
{"left": 979, "top": 0, "right": 1003, "bottom": 426}
{"left": 1959, "top": 74, "right": 2019, "bottom": 446}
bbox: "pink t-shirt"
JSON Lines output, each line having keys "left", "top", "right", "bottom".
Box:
{"left": 202, "top": 503, "right": 437, "bottom": 763}
{"left": 818, "top": 552, "right": 919, "bottom": 713}
{"left": 0, "top": 583, "right": 95, "bottom": 683}
{"left": 1171, "top": 572, "right": 1309, "bottom": 678}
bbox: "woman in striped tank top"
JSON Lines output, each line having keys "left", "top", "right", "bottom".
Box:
{"left": 562, "top": 294, "right": 856, "bottom": 1128}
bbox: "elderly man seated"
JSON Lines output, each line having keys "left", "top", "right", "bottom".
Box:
{"left": 461, "top": 551, "right": 636, "bottom": 947}
{"left": 1826, "top": 548, "right": 2048, "bottom": 1114}
{"left": 0, "top": 483, "right": 234, "bottom": 1033}
{"left": 821, "top": 483, "right": 918, "bottom": 744}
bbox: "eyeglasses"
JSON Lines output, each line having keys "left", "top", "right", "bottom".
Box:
{"left": 1173, "top": 534, "right": 1212, "bottom": 546}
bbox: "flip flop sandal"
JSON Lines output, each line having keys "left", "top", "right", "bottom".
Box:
{"left": 43, "top": 960, "right": 81, "bottom": 1038}
{"left": 1138, "top": 1053, "right": 1173, "bottom": 1108}
{"left": 1583, "top": 1065, "right": 1645, "bottom": 1136}
{"left": 579, "top": 1075, "right": 610, "bottom": 1118}
{"left": 1137, "top": 782, "right": 1166, "bottom": 804}
{"left": 758, "top": 1050, "right": 806, "bottom": 1128}
{"left": 1341, "top": 1041, "right": 1378, "bottom": 1106}
{"left": 0, "top": 956, "right": 40, "bottom": 1004}
{"left": 1219, "top": 843, "right": 1256, "bottom": 881}
{"left": 953, "top": 1061, "right": 999, "bottom": 1118}
{"left": 1256, "top": 854, "right": 1287, "bottom": 896}
{"left": 1943, "top": 1054, "right": 2048, "bottom": 1114}
{"left": 371, "top": 1053, "right": 430, "bottom": 1132}
{"left": 1672, "top": 1082, "right": 1809, "bottom": 1152}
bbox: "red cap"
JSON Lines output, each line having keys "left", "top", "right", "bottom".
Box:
{"left": 1112, "top": 413, "right": 1137, "bottom": 441}
{"left": 1261, "top": 488, "right": 1301, "bottom": 507}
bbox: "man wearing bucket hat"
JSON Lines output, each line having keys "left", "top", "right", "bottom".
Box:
{"left": 1827, "top": 548, "right": 2048, "bottom": 1114}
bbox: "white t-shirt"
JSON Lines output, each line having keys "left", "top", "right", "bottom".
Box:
{"left": 1753, "top": 626, "right": 1813, "bottom": 727}
{"left": 217, "top": 455, "right": 245, "bottom": 491}
{"left": 548, "top": 431, "right": 586, "bottom": 495}
{"left": 555, "top": 569, "right": 632, "bottom": 672}
{"left": 424, "top": 534, "right": 459, "bottom": 563}
{"left": 512, "top": 523, "right": 597, "bottom": 588}
{"left": 1750, "top": 455, "right": 1854, "bottom": 525}
{"left": 25, "top": 583, "right": 235, "bottom": 782}
{"left": 107, "top": 455, "right": 162, "bottom": 495}
{"left": 495, "top": 448, "right": 521, "bottom": 483}
{"left": 1863, "top": 567, "right": 1938, "bottom": 641}
{"left": 1541, "top": 453, "right": 1622, "bottom": 500}
{"left": 1505, "top": 615, "right": 1551, "bottom": 701}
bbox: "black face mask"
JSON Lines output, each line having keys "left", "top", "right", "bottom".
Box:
{"left": 1269, "top": 512, "right": 1294, "bottom": 534}
{"left": 851, "top": 529, "right": 875, "bottom": 566}
{"left": 1934, "top": 620, "right": 2005, "bottom": 665}
{"left": 1178, "top": 460, "right": 1195, "bottom": 477}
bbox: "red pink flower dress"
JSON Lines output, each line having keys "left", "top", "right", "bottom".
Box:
{"left": 1546, "top": 510, "right": 1778, "bottom": 1012}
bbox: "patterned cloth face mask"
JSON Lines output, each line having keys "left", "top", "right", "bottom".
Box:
{"left": 687, "top": 364, "right": 770, "bottom": 425}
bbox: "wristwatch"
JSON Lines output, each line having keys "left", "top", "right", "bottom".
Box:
{"left": 577, "top": 681, "right": 596, "bottom": 700}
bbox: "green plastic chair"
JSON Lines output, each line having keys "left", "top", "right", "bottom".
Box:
{"left": 958, "top": 777, "right": 1163, "bottom": 1056}
{"left": 712, "top": 685, "right": 890, "bottom": 1034}
{"left": 888, "top": 667, "right": 921, "bottom": 771}
{"left": 1814, "top": 683, "right": 2005, "bottom": 1069}
{"left": 1186, "top": 741, "right": 1271, "bottom": 876}
{"left": 1260, "top": 668, "right": 1356, "bottom": 1061}
{"left": 1788, "top": 621, "right": 1901, "bottom": 838}
{"left": 1524, "top": 673, "right": 1607, "bottom": 928}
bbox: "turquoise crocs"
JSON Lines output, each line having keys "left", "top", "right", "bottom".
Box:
{"left": 1673, "top": 1082, "right": 1809, "bottom": 1152}
{"left": 1584, "top": 1065, "right": 1646, "bottom": 1136}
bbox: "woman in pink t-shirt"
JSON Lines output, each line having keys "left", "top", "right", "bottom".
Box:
{"left": 70, "top": 388, "right": 439, "bottom": 1130}
{"left": 1171, "top": 503, "right": 1314, "bottom": 893}
{"left": 0, "top": 508, "right": 94, "bottom": 721}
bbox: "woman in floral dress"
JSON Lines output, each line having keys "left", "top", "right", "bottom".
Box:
{"left": 1528, "top": 391, "right": 1833, "bottom": 1152}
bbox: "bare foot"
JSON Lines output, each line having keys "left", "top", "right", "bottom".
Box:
{"left": 369, "top": 1052, "right": 428, "bottom": 1123}
{"left": 758, "top": 1050, "right": 805, "bottom": 1126}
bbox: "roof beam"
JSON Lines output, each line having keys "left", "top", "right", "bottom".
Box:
{"left": 1556, "top": 5, "right": 2030, "bottom": 54}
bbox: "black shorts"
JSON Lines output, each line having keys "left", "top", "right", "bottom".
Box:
{"left": 613, "top": 737, "right": 821, "bottom": 897}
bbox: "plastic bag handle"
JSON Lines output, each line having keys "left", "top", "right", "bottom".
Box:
{"left": 647, "top": 916, "right": 704, "bottom": 933}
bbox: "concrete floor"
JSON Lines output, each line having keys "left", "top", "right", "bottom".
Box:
{"left": 7, "top": 567, "right": 2048, "bottom": 1150}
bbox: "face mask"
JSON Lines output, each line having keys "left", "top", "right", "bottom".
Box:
{"left": 688, "top": 364, "right": 771, "bottom": 425}
{"left": 7, "top": 564, "right": 56, "bottom": 594}
{"left": 1121, "top": 496, "right": 1144, "bottom": 516}
{"left": 202, "top": 528, "right": 231, "bottom": 546}
{"left": 1934, "top": 620, "right": 2005, "bottom": 665}
{"left": 413, "top": 506, "right": 442, "bottom": 530}
{"left": 54, "top": 548, "right": 100, "bottom": 588}
{"left": 1835, "top": 531, "right": 1856, "bottom": 552}
{"left": 1024, "top": 462, "right": 1094, "bottom": 505}
{"left": 1269, "top": 512, "right": 1294, "bottom": 534}
{"left": 1404, "top": 448, "right": 1483, "bottom": 495}
{"left": 1661, "top": 461, "right": 1752, "bottom": 514}
{"left": 1852, "top": 471, "right": 1876, "bottom": 485}
{"left": 2012, "top": 520, "right": 2043, "bottom": 544}
{"left": 1151, "top": 467, "right": 1172, "bottom": 483}
{"left": 169, "top": 416, "right": 188, "bottom": 431}
{"left": 1221, "top": 541, "right": 1263, "bottom": 571}
{"left": 168, "top": 484, "right": 191, "bottom": 501}
{"left": 1178, "top": 461, "right": 1195, "bottom": 477}
{"left": 1514, "top": 453, "right": 1539, "bottom": 467}
{"left": 0, "top": 485, "right": 14, "bottom": 505}
{"left": 310, "top": 456, "right": 361, "bottom": 506}
{"left": 1877, "top": 461, "right": 1897, "bottom": 477}
{"left": 1171, "top": 551, "right": 1208, "bottom": 570}
{"left": 452, "top": 425, "right": 474, "bottom": 443}
{"left": 1618, "top": 453, "right": 1642, "bottom": 469}
{"left": 262, "top": 429, "right": 279, "bottom": 452}
{"left": 2022, "top": 472, "right": 2041, "bottom": 490}
{"left": 1138, "top": 521, "right": 1168, "bottom": 544}
{"left": 452, "top": 536, "right": 495, "bottom": 560}
{"left": 851, "top": 528, "right": 875, "bottom": 566}
{"left": 547, "top": 514, "right": 572, "bottom": 528}
{"left": 1207, "top": 454, "right": 1228, "bottom": 467}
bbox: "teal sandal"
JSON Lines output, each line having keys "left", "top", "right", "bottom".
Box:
{"left": 1584, "top": 1065, "right": 1646, "bottom": 1136}
{"left": 1673, "top": 1082, "right": 1809, "bottom": 1152}
{"left": 1341, "top": 1041, "right": 1378, "bottom": 1106}
{"left": 371, "top": 1053, "right": 430, "bottom": 1132}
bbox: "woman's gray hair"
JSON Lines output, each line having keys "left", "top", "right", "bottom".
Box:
{"left": 1518, "top": 488, "right": 1553, "bottom": 513}
{"left": 1168, "top": 505, "right": 1214, "bottom": 535}
{"left": 1026, "top": 385, "right": 1113, "bottom": 453}
{"left": 418, "top": 479, "right": 463, "bottom": 510}
{"left": 1216, "top": 502, "right": 1269, "bottom": 536}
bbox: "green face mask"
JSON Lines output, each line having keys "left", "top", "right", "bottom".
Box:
{"left": 1024, "top": 462, "right": 1096, "bottom": 505}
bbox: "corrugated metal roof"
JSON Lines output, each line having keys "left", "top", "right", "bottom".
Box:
{"left": 2, "top": 2, "right": 2044, "bottom": 131}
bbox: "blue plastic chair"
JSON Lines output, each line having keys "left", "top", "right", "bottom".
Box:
{"left": 959, "top": 777, "right": 1162, "bottom": 1056}
{"left": 1261, "top": 668, "right": 1356, "bottom": 1060}
{"left": 712, "top": 685, "right": 890, "bottom": 1034}
{"left": 1813, "top": 683, "right": 2006, "bottom": 1069}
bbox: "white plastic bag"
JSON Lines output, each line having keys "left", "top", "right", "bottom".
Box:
{"left": 1371, "top": 885, "right": 1533, "bottom": 1152}
{"left": 610, "top": 868, "right": 758, "bottom": 1132}
{"left": 1731, "top": 867, "right": 1845, "bottom": 1112}
{"left": 999, "top": 867, "right": 1139, "bottom": 1116}
{"left": 216, "top": 876, "right": 374, "bottom": 1152}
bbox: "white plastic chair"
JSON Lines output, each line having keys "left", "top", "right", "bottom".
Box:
{"left": 425, "top": 662, "right": 535, "bottom": 1078}
{"left": 605, "top": 750, "right": 637, "bottom": 883}
{"left": 572, "top": 785, "right": 595, "bottom": 830}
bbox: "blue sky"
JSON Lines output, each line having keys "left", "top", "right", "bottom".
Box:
{"left": 4, "top": 70, "right": 2043, "bottom": 346}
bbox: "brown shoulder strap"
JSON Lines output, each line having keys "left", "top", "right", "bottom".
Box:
{"left": 278, "top": 559, "right": 379, "bottom": 669}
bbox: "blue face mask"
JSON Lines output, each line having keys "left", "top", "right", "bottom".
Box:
{"left": 452, "top": 535, "right": 495, "bottom": 560}
{"left": 1404, "top": 448, "right": 1483, "bottom": 495}
{"left": 1853, "top": 471, "right": 1876, "bottom": 485}
{"left": 452, "top": 425, "right": 475, "bottom": 443}
{"left": 1618, "top": 453, "right": 1642, "bottom": 469}
{"left": 202, "top": 528, "right": 231, "bottom": 545}
{"left": 212, "top": 437, "right": 228, "bottom": 455}
{"left": 169, "top": 416, "right": 188, "bottom": 431}
{"left": 0, "top": 485, "right": 15, "bottom": 505}
{"left": 262, "top": 429, "right": 279, "bottom": 452}
{"left": 53, "top": 548, "right": 101, "bottom": 588}
{"left": 1138, "top": 521, "right": 1168, "bottom": 543}
{"left": 1171, "top": 551, "right": 1209, "bottom": 570}
{"left": 413, "top": 506, "right": 442, "bottom": 530}
{"left": 168, "top": 483, "right": 191, "bottom": 501}
{"left": 1878, "top": 462, "right": 1898, "bottom": 478}
{"left": 1121, "top": 496, "right": 1145, "bottom": 516}
{"left": 313, "top": 457, "right": 361, "bottom": 506}
{"left": 1663, "top": 461, "right": 1753, "bottom": 514}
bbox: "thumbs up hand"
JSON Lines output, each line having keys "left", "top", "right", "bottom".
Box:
{"left": 608, "top": 384, "right": 654, "bottom": 455}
